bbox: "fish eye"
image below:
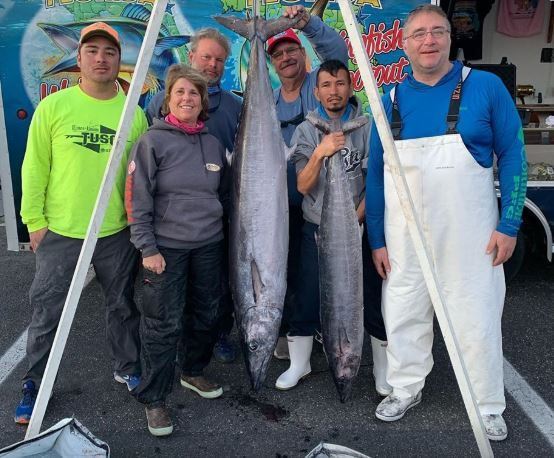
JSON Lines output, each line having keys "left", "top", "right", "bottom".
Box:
{"left": 248, "top": 341, "right": 259, "bottom": 351}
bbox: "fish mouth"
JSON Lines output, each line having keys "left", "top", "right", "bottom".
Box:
{"left": 334, "top": 377, "right": 354, "bottom": 403}
{"left": 242, "top": 343, "right": 273, "bottom": 392}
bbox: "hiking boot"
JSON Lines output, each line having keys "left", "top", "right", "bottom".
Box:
{"left": 180, "top": 375, "right": 223, "bottom": 399}
{"left": 145, "top": 404, "right": 173, "bottom": 437}
{"left": 213, "top": 334, "right": 236, "bottom": 363}
{"left": 114, "top": 372, "right": 141, "bottom": 391}
{"left": 14, "top": 380, "right": 37, "bottom": 424}
{"left": 482, "top": 414, "right": 508, "bottom": 441}
{"left": 273, "top": 336, "right": 290, "bottom": 360}
{"left": 375, "top": 391, "right": 422, "bottom": 422}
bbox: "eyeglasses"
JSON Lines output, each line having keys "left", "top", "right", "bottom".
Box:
{"left": 271, "top": 46, "right": 301, "bottom": 60}
{"left": 403, "top": 27, "right": 450, "bottom": 42}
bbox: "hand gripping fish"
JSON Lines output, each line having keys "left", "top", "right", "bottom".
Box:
{"left": 214, "top": 13, "right": 301, "bottom": 391}
{"left": 307, "top": 112, "right": 368, "bottom": 402}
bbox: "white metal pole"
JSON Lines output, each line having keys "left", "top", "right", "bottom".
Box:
{"left": 25, "top": 0, "right": 169, "bottom": 439}
{"left": 335, "top": 0, "right": 493, "bottom": 456}
{"left": 0, "top": 81, "right": 21, "bottom": 251}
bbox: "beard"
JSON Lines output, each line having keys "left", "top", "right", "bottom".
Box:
{"left": 326, "top": 101, "right": 346, "bottom": 113}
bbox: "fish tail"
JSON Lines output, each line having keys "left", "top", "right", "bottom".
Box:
{"left": 310, "top": 0, "right": 330, "bottom": 19}
{"left": 213, "top": 15, "right": 302, "bottom": 43}
{"left": 213, "top": 16, "right": 255, "bottom": 41}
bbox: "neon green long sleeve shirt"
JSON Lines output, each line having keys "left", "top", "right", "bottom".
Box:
{"left": 21, "top": 85, "right": 147, "bottom": 238}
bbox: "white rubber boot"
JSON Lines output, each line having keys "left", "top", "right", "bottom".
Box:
{"left": 275, "top": 335, "right": 313, "bottom": 390}
{"left": 371, "top": 336, "right": 392, "bottom": 396}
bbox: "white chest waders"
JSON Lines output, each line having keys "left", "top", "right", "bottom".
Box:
{"left": 383, "top": 70, "right": 506, "bottom": 415}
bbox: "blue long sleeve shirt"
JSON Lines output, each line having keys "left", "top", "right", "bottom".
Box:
{"left": 366, "top": 61, "right": 527, "bottom": 249}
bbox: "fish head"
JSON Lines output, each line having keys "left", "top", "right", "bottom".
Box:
{"left": 324, "top": 325, "right": 362, "bottom": 403}
{"left": 240, "top": 305, "right": 282, "bottom": 391}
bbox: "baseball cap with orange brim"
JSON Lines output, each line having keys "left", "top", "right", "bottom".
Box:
{"left": 267, "top": 29, "right": 302, "bottom": 55}
{"left": 79, "top": 22, "right": 121, "bottom": 53}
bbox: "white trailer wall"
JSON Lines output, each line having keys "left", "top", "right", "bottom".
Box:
{"left": 476, "top": 1, "right": 554, "bottom": 104}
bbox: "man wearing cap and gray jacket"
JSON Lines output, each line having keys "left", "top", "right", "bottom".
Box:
{"left": 15, "top": 22, "right": 148, "bottom": 424}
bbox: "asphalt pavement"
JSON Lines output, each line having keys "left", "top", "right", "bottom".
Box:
{"left": 0, "top": 226, "right": 552, "bottom": 457}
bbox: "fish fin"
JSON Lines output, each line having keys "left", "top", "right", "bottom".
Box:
{"left": 120, "top": 5, "right": 171, "bottom": 36}
{"left": 225, "top": 149, "right": 233, "bottom": 167}
{"left": 306, "top": 112, "right": 331, "bottom": 134}
{"left": 37, "top": 23, "right": 79, "bottom": 54}
{"left": 338, "top": 324, "right": 351, "bottom": 356}
{"left": 251, "top": 259, "right": 264, "bottom": 304}
{"left": 121, "top": 4, "right": 151, "bottom": 22}
{"left": 154, "top": 36, "right": 190, "bottom": 55}
{"left": 342, "top": 116, "right": 369, "bottom": 135}
{"left": 285, "top": 144, "right": 296, "bottom": 162}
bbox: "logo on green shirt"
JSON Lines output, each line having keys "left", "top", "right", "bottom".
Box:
{"left": 65, "top": 125, "right": 116, "bottom": 153}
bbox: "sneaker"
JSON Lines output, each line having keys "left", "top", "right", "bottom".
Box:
{"left": 273, "top": 336, "right": 290, "bottom": 360}
{"left": 213, "top": 334, "right": 236, "bottom": 363}
{"left": 14, "top": 380, "right": 37, "bottom": 424}
{"left": 180, "top": 375, "right": 223, "bottom": 399}
{"left": 145, "top": 403, "right": 173, "bottom": 437}
{"left": 114, "top": 372, "right": 141, "bottom": 391}
{"left": 375, "top": 391, "right": 422, "bottom": 422}
{"left": 482, "top": 414, "right": 508, "bottom": 441}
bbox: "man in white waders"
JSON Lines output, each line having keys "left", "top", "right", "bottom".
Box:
{"left": 365, "top": 5, "right": 527, "bottom": 441}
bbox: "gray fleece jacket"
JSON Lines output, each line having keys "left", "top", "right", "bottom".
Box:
{"left": 292, "top": 99, "right": 369, "bottom": 226}
{"left": 126, "top": 118, "right": 228, "bottom": 256}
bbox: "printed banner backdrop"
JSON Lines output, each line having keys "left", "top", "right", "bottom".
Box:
{"left": 0, "top": 0, "right": 427, "bottom": 243}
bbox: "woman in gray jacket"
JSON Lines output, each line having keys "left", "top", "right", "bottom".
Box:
{"left": 125, "top": 64, "right": 228, "bottom": 437}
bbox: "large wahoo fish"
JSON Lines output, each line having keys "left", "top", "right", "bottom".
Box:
{"left": 308, "top": 113, "right": 367, "bottom": 402}
{"left": 214, "top": 14, "right": 301, "bottom": 391}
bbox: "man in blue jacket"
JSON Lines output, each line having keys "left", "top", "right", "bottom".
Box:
{"left": 365, "top": 5, "right": 527, "bottom": 441}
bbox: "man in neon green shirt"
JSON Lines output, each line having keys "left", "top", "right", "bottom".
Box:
{"left": 15, "top": 22, "right": 148, "bottom": 424}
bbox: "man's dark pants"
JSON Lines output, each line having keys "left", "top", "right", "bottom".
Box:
{"left": 133, "top": 241, "right": 222, "bottom": 405}
{"left": 24, "top": 228, "right": 141, "bottom": 385}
